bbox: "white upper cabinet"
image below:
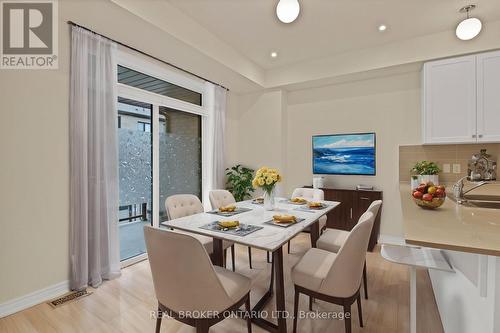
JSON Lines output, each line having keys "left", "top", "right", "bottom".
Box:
{"left": 476, "top": 50, "right": 500, "bottom": 143}
{"left": 423, "top": 55, "right": 477, "bottom": 144}
{"left": 423, "top": 51, "right": 500, "bottom": 144}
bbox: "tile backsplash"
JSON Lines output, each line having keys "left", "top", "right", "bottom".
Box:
{"left": 399, "top": 144, "right": 500, "bottom": 183}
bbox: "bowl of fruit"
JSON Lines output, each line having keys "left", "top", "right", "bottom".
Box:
{"left": 412, "top": 182, "right": 446, "bottom": 209}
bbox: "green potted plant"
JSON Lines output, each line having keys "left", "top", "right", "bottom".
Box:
{"left": 225, "top": 164, "right": 255, "bottom": 202}
{"left": 411, "top": 161, "right": 441, "bottom": 185}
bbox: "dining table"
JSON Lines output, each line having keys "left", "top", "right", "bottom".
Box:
{"left": 162, "top": 197, "right": 340, "bottom": 333}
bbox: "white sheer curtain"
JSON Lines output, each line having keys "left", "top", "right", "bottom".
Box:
{"left": 203, "top": 83, "right": 227, "bottom": 208}
{"left": 69, "top": 26, "right": 120, "bottom": 290}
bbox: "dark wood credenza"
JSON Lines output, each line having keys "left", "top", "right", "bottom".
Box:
{"left": 306, "top": 186, "right": 383, "bottom": 251}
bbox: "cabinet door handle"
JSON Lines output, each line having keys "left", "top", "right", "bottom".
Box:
{"left": 360, "top": 197, "right": 370, "bottom": 200}
{"left": 478, "top": 134, "right": 483, "bottom": 138}
{"left": 350, "top": 208, "right": 353, "bottom": 219}
{"left": 472, "top": 134, "right": 477, "bottom": 138}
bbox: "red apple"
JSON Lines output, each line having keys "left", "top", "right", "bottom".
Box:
{"left": 417, "top": 185, "right": 427, "bottom": 193}
{"left": 435, "top": 188, "right": 446, "bottom": 197}
{"left": 413, "top": 191, "right": 423, "bottom": 199}
{"left": 422, "top": 193, "right": 433, "bottom": 201}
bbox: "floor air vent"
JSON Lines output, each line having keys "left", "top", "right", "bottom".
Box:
{"left": 48, "top": 289, "right": 92, "bottom": 308}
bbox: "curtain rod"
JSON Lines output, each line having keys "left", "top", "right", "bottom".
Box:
{"left": 67, "top": 21, "right": 229, "bottom": 91}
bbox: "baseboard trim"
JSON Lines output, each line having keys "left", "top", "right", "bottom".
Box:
{"left": 0, "top": 280, "right": 69, "bottom": 318}
{"left": 378, "top": 234, "right": 406, "bottom": 245}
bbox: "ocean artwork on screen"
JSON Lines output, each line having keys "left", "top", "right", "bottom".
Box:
{"left": 312, "top": 133, "right": 376, "bottom": 175}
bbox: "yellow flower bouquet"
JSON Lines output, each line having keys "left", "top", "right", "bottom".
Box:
{"left": 252, "top": 167, "right": 282, "bottom": 210}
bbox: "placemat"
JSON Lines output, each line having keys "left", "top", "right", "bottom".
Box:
{"left": 200, "top": 221, "right": 263, "bottom": 236}
{"left": 263, "top": 217, "right": 306, "bottom": 228}
{"left": 279, "top": 199, "right": 307, "bottom": 205}
{"left": 206, "top": 207, "right": 252, "bottom": 217}
{"left": 294, "top": 204, "right": 330, "bottom": 212}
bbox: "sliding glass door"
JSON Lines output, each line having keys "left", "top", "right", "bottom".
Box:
{"left": 116, "top": 53, "right": 208, "bottom": 263}
{"left": 117, "top": 98, "right": 153, "bottom": 261}
{"left": 158, "top": 107, "right": 202, "bottom": 222}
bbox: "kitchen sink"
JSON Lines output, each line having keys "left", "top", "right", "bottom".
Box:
{"left": 448, "top": 193, "right": 500, "bottom": 209}
{"left": 450, "top": 180, "right": 500, "bottom": 209}
{"left": 459, "top": 200, "right": 500, "bottom": 209}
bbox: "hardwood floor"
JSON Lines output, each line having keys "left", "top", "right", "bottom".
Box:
{"left": 0, "top": 233, "right": 444, "bottom": 333}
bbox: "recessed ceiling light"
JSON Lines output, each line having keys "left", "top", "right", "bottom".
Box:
{"left": 378, "top": 24, "right": 387, "bottom": 32}
{"left": 270, "top": 51, "right": 278, "bottom": 58}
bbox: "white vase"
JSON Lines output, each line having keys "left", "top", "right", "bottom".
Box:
{"left": 410, "top": 177, "right": 419, "bottom": 190}
{"left": 418, "top": 175, "right": 439, "bottom": 185}
{"left": 263, "top": 188, "right": 276, "bottom": 211}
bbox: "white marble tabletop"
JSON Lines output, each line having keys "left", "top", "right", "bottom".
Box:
{"left": 161, "top": 198, "right": 340, "bottom": 252}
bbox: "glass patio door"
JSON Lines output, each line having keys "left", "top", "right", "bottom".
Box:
{"left": 116, "top": 52, "right": 208, "bottom": 263}
{"left": 117, "top": 97, "right": 153, "bottom": 262}
{"left": 158, "top": 106, "right": 202, "bottom": 223}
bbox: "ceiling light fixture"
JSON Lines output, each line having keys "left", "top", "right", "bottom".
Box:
{"left": 378, "top": 24, "right": 387, "bottom": 32}
{"left": 456, "top": 5, "right": 482, "bottom": 40}
{"left": 276, "top": 0, "right": 300, "bottom": 24}
{"left": 270, "top": 51, "right": 278, "bottom": 58}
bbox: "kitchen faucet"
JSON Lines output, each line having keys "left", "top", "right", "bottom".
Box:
{"left": 453, "top": 176, "right": 488, "bottom": 203}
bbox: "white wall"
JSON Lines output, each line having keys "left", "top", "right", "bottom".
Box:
{"left": 227, "top": 72, "right": 421, "bottom": 237}
{"left": 226, "top": 90, "right": 289, "bottom": 195}
{"left": 0, "top": 13, "right": 71, "bottom": 307}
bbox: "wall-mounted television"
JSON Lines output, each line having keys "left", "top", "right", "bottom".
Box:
{"left": 312, "top": 133, "right": 376, "bottom": 175}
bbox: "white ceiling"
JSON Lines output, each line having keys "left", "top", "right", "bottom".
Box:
{"left": 166, "top": 0, "right": 500, "bottom": 70}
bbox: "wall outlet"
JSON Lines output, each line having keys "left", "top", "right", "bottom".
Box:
{"left": 443, "top": 164, "right": 451, "bottom": 173}
{"left": 452, "top": 164, "right": 461, "bottom": 174}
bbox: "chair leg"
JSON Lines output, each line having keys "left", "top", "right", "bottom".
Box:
{"left": 248, "top": 247, "right": 253, "bottom": 269}
{"left": 288, "top": 240, "right": 291, "bottom": 254}
{"left": 231, "top": 245, "right": 236, "bottom": 272}
{"left": 293, "top": 289, "right": 299, "bottom": 333}
{"left": 155, "top": 306, "right": 162, "bottom": 333}
{"left": 245, "top": 294, "right": 252, "bottom": 333}
{"left": 363, "top": 261, "right": 368, "bottom": 299}
{"left": 195, "top": 321, "right": 209, "bottom": 333}
{"left": 357, "top": 292, "right": 363, "bottom": 327}
{"left": 343, "top": 304, "right": 352, "bottom": 333}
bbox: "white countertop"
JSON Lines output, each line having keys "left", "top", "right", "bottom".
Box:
{"left": 400, "top": 183, "right": 500, "bottom": 256}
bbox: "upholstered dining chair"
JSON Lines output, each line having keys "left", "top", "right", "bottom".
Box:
{"left": 209, "top": 190, "right": 253, "bottom": 269}
{"left": 291, "top": 211, "right": 375, "bottom": 333}
{"left": 316, "top": 200, "right": 382, "bottom": 299}
{"left": 165, "top": 194, "right": 235, "bottom": 271}
{"left": 144, "top": 226, "right": 252, "bottom": 333}
{"left": 287, "top": 188, "right": 328, "bottom": 254}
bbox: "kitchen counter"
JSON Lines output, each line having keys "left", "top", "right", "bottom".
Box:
{"left": 400, "top": 183, "right": 500, "bottom": 256}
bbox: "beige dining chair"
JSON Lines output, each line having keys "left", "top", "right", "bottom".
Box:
{"left": 316, "top": 200, "right": 382, "bottom": 299}
{"left": 165, "top": 194, "right": 235, "bottom": 271}
{"left": 291, "top": 211, "right": 375, "bottom": 333}
{"left": 287, "top": 187, "right": 328, "bottom": 254}
{"left": 209, "top": 190, "right": 253, "bottom": 269}
{"left": 144, "top": 226, "right": 252, "bottom": 333}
